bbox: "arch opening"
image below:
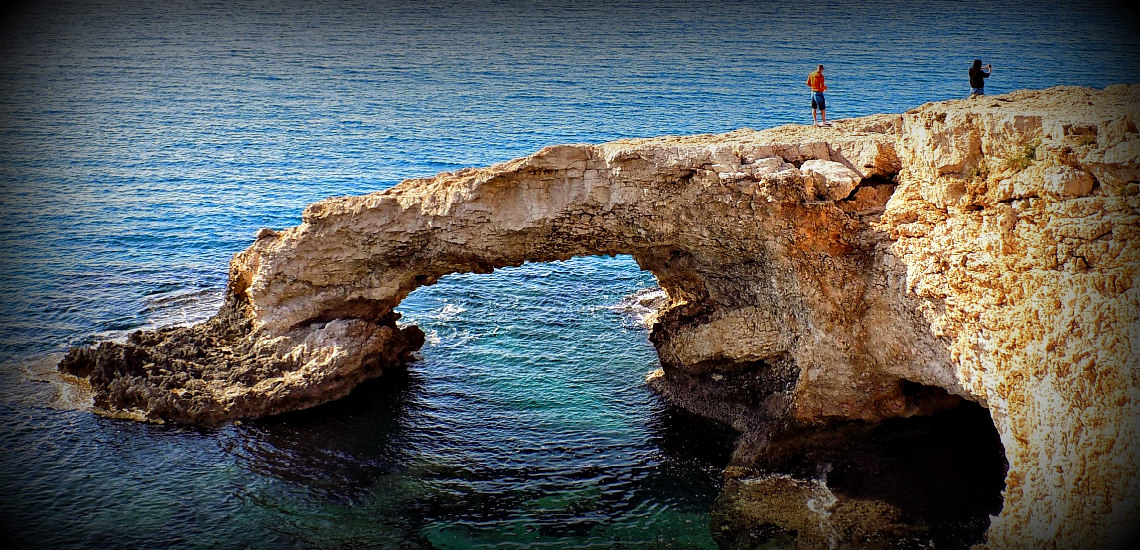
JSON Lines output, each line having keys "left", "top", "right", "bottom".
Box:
{"left": 339, "top": 254, "right": 739, "bottom": 547}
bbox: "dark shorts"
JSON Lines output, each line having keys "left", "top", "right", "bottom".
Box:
{"left": 811, "top": 91, "right": 826, "bottom": 110}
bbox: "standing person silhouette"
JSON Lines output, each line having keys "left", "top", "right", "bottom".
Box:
{"left": 807, "top": 64, "right": 829, "bottom": 126}
{"left": 969, "top": 59, "right": 992, "bottom": 97}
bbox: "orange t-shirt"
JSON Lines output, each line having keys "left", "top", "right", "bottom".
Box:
{"left": 806, "top": 71, "right": 827, "bottom": 92}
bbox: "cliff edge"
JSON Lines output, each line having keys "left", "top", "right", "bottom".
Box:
{"left": 60, "top": 85, "right": 1140, "bottom": 548}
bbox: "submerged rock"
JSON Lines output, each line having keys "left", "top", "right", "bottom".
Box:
{"left": 61, "top": 85, "right": 1140, "bottom": 548}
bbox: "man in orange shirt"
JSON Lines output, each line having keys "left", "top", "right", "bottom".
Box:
{"left": 807, "top": 64, "right": 828, "bottom": 126}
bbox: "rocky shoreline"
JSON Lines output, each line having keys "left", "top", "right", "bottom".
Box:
{"left": 60, "top": 85, "right": 1140, "bottom": 548}
{"left": 59, "top": 293, "right": 424, "bottom": 424}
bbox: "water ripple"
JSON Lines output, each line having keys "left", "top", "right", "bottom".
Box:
{"left": 1, "top": 0, "right": 1136, "bottom": 548}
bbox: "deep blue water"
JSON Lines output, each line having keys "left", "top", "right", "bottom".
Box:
{"left": 0, "top": 1, "right": 1136, "bottom": 548}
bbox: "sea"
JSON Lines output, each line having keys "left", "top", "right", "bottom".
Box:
{"left": 0, "top": 1, "right": 1136, "bottom": 548}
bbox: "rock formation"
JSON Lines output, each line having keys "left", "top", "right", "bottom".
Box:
{"left": 59, "top": 85, "right": 1139, "bottom": 549}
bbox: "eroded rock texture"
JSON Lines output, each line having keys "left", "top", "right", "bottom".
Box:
{"left": 60, "top": 85, "right": 1139, "bottom": 548}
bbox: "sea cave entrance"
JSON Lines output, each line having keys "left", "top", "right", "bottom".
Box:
{"left": 713, "top": 382, "right": 1009, "bottom": 549}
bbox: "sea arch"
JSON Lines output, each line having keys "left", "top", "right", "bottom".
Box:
{"left": 223, "top": 125, "right": 926, "bottom": 427}
{"left": 62, "top": 120, "right": 944, "bottom": 429}
{"left": 60, "top": 87, "right": 1140, "bottom": 550}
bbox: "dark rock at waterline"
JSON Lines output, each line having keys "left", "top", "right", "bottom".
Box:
{"left": 712, "top": 402, "right": 1008, "bottom": 550}
{"left": 59, "top": 295, "right": 424, "bottom": 425}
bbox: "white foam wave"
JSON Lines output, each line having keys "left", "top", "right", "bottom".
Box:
{"left": 436, "top": 303, "right": 467, "bottom": 321}
{"left": 140, "top": 288, "right": 224, "bottom": 331}
{"left": 608, "top": 287, "right": 669, "bottom": 328}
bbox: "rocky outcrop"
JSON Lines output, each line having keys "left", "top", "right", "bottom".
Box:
{"left": 57, "top": 294, "right": 425, "bottom": 424}
{"left": 59, "top": 85, "right": 1139, "bottom": 548}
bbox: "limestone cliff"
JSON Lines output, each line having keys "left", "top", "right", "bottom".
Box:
{"left": 59, "top": 85, "right": 1139, "bottom": 549}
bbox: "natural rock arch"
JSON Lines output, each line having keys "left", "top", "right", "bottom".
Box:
{"left": 228, "top": 124, "right": 933, "bottom": 424}
{"left": 61, "top": 85, "right": 1140, "bottom": 549}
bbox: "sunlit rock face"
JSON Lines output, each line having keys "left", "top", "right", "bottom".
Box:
{"left": 60, "top": 85, "right": 1139, "bottom": 548}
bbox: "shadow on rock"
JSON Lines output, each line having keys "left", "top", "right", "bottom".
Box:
{"left": 713, "top": 400, "right": 1007, "bottom": 550}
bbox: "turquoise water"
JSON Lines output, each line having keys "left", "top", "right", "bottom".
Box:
{"left": 0, "top": 1, "right": 1136, "bottom": 548}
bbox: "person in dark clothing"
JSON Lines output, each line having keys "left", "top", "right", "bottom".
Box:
{"left": 969, "top": 59, "right": 992, "bottom": 97}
